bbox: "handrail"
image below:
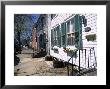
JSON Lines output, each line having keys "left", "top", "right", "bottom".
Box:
{"left": 67, "top": 50, "right": 78, "bottom": 62}
{"left": 67, "top": 50, "right": 77, "bottom": 76}
{"left": 67, "top": 47, "right": 97, "bottom": 76}
{"left": 67, "top": 49, "right": 79, "bottom": 75}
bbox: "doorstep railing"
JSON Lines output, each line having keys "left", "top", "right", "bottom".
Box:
{"left": 67, "top": 47, "right": 97, "bottom": 76}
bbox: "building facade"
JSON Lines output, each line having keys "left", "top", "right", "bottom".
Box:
{"left": 33, "top": 14, "right": 97, "bottom": 69}
{"left": 49, "top": 14, "right": 97, "bottom": 69}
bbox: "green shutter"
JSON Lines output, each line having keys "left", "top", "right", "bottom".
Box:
{"left": 54, "top": 28, "right": 57, "bottom": 46}
{"left": 57, "top": 26, "right": 61, "bottom": 47}
{"left": 51, "top": 29, "right": 54, "bottom": 47}
{"left": 61, "top": 23, "right": 66, "bottom": 47}
{"left": 74, "top": 14, "right": 82, "bottom": 49}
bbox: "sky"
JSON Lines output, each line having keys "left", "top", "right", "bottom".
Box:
{"left": 20, "top": 14, "right": 40, "bottom": 43}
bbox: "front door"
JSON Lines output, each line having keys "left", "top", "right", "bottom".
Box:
{"left": 39, "top": 34, "right": 46, "bottom": 52}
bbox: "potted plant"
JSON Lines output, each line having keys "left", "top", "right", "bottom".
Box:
{"left": 63, "top": 47, "right": 78, "bottom": 58}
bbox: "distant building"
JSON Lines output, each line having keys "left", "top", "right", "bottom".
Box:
{"left": 34, "top": 14, "right": 48, "bottom": 55}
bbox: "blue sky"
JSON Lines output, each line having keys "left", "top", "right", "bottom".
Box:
{"left": 20, "top": 14, "right": 40, "bottom": 42}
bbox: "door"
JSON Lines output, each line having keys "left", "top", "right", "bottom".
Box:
{"left": 39, "top": 33, "right": 46, "bottom": 52}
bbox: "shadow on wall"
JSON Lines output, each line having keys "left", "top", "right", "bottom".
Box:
{"left": 14, "top": 55, "right": 20, "bottom": 66}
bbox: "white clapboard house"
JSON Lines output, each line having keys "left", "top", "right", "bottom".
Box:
{"left": 49, "top": 14, "right": 97, "bottom": 73}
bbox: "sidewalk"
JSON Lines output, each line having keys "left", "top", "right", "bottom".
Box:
{"left": 14, "top": 50, "right": 67, "bottom": 76}
{"left": 14, "top": 49, "right": 96, "bottom": 76}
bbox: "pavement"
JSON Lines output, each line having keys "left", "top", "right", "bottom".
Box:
{"left": 14, "top": 49, "right": 67, "bottom": 76}
{"left": 14, "top": 49, "right": 97, "bottom": 76}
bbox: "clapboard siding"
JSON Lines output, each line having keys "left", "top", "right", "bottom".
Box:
{"left": 49, "top": 14, "right": 97, "bottom": 68}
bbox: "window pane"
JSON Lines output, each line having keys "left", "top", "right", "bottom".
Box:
{"left": 71, "top": 37, "right": 75, "bottom": 45}
{"left": 67, "top": 21, "right": 70, "bottom": 33}
{"left": 71, "top": 18, "right": 75, "bottom": 32}
{"left": 67, "top": 36, "right": 71, "bottom": 45}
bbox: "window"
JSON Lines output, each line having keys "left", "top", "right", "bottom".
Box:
{"left": 54, "top": 27, "right": 58, "bottom": 46}
{"left": 66, "top": 18, "right": 75, "bottom": 46}
{"left": 71, "top": 18, "right": 75, "bottom": 32}
{"left": 51, "top": 14, "right": 82, "bottom": 49}
{"left": 67, "top": 21, "right": 70, "bottom": 33}
{"left": 51, "top": 25, "right": 61, "bottom": 47}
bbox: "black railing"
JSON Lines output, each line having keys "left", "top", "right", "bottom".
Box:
{"left": 67, "top": 50, "right": 78, "bottom": 76}
{"left": 67, "top": 47, "right": 97, "bottom": 76}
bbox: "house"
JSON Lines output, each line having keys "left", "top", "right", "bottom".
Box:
{"left": 49, "top": 14, "right": 97, "bottom": 69}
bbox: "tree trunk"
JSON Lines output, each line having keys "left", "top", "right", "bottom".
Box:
{"left": 17, "top": 31, "right": 21, "bottom": 54}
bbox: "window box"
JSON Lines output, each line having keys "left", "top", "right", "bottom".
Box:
{"left": 63, "top": 48, "right": 77, "bottom": 58}
{"left": 63, "top": 47, "right": 77, "bottom": 53}
{"left": 86, "top": 34, "right": 96, "bottom": 41}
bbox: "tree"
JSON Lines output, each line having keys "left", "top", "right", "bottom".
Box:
{"left": 14, "top": 14, "right": 37, "bottom": 53}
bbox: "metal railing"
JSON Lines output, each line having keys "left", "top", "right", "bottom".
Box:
{"left": 67, "top": 47, "right": 97, "bottom": 76}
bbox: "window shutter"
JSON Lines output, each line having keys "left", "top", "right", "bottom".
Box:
{"left": 74, "top": 15, "right": 82, "bottom": 48}
{"left": 51, "top": 29, "right": 54, "bottom": 47}
{"left": 61, "top": 23, "right": 66, "bottom": 47}
{"left": 57, "top": 26, "right": 61, "bottom": 47}
{"left": 54, "top": 28, "right": 57, "bottom": 46}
